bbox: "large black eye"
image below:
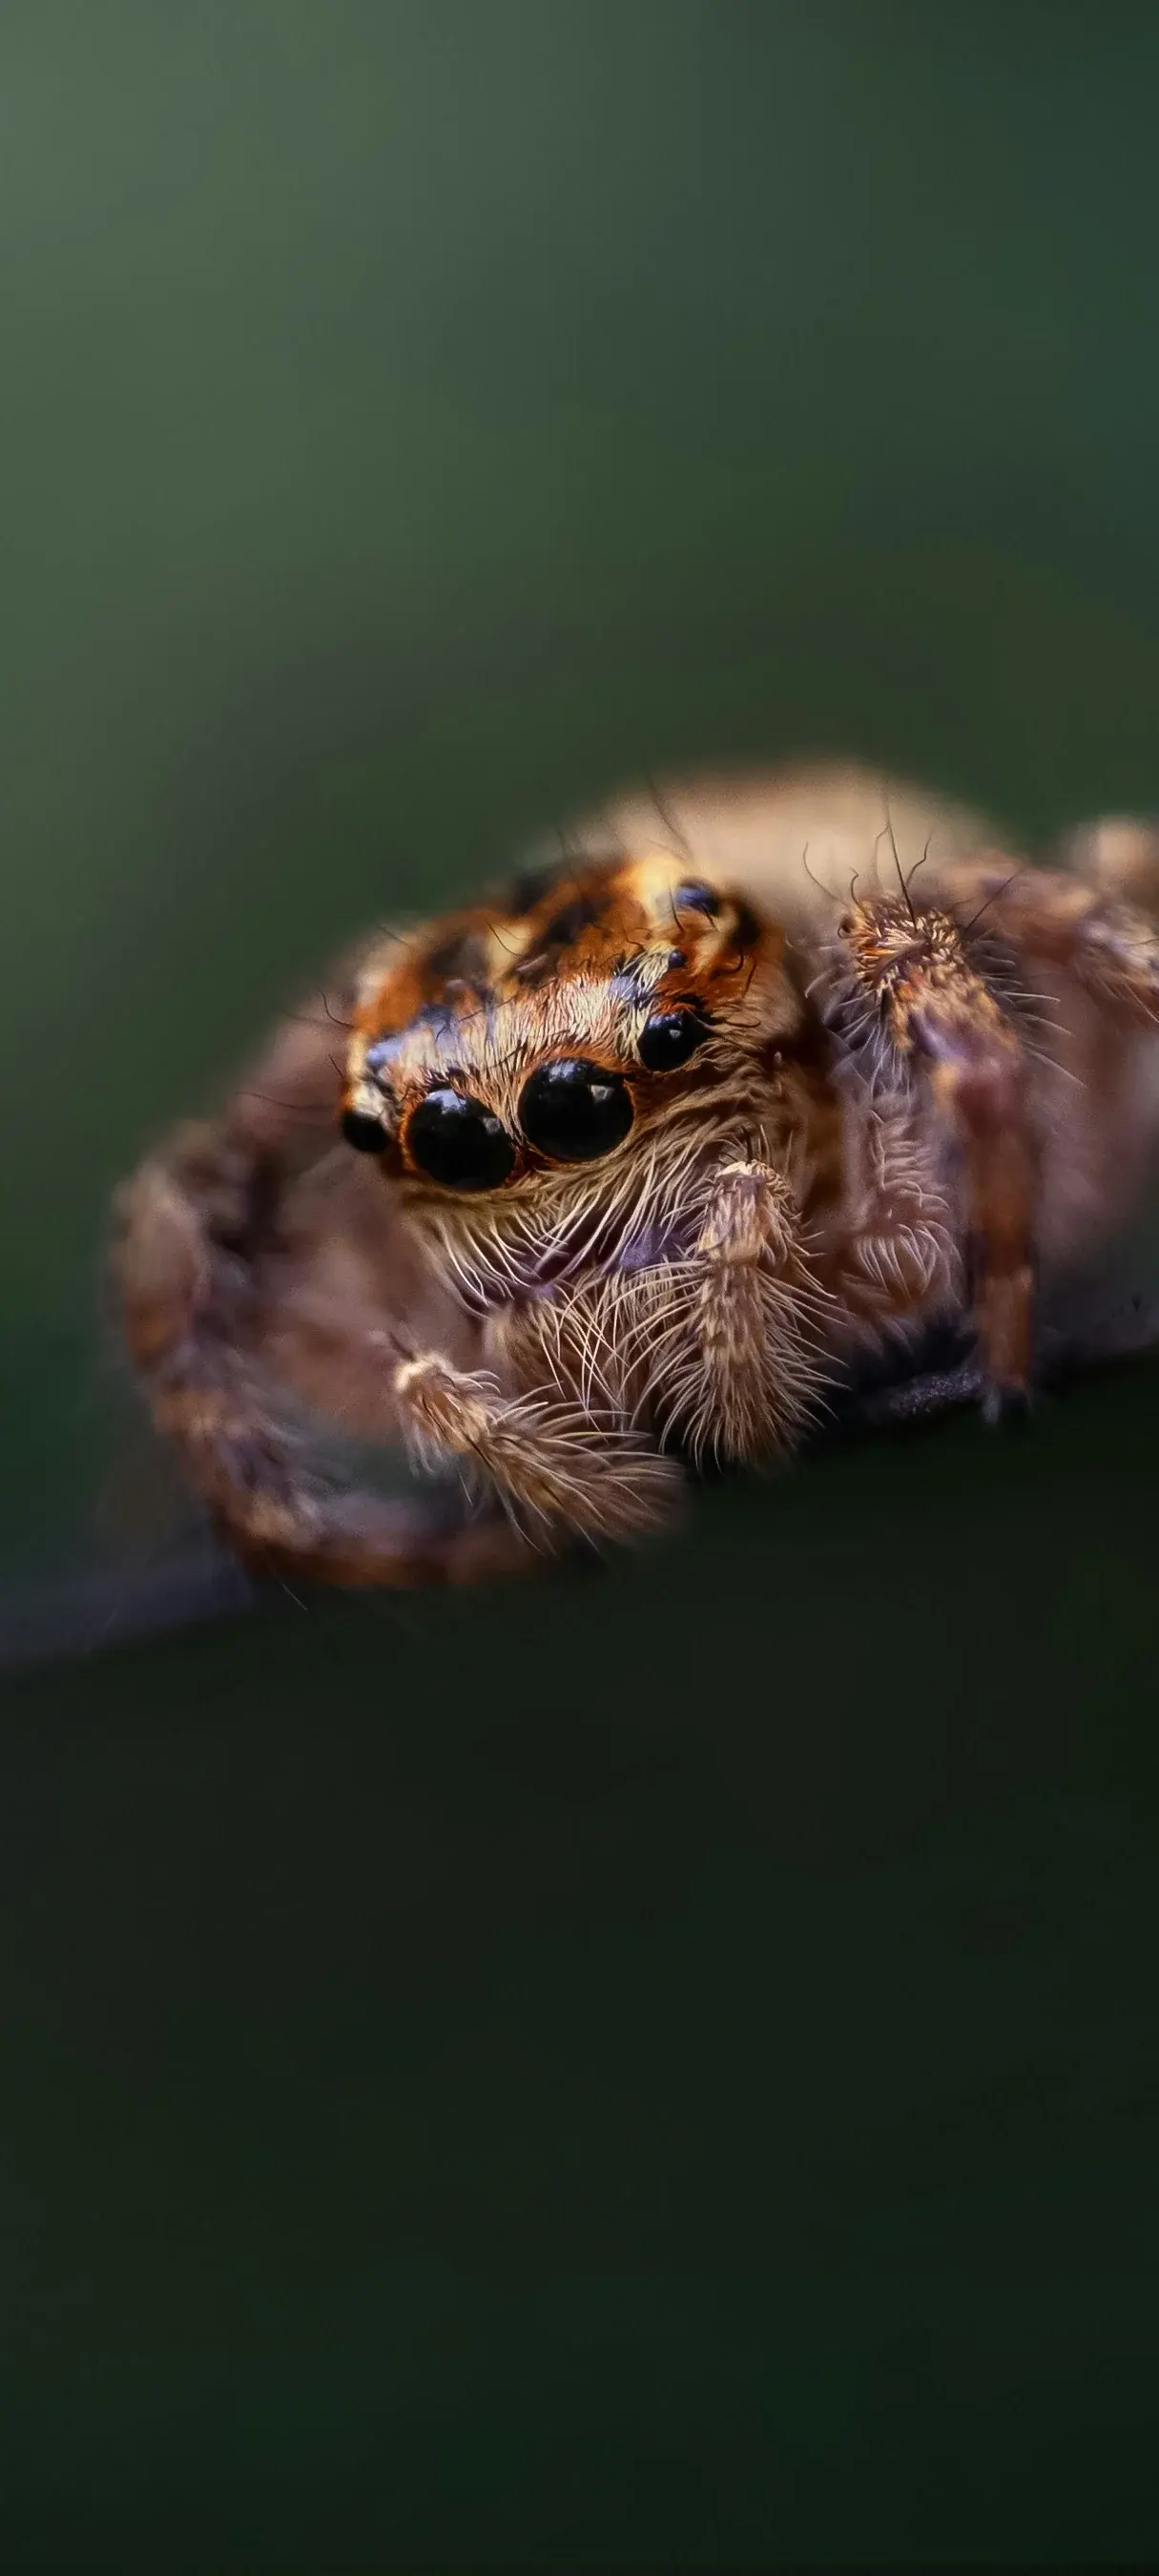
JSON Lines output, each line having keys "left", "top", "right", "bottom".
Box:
{"left": 405, "top": 1087, "right": 516, "bottom": 1191}
{"left": 519, "top": 1057, "right": 633, "bottom": 1163}
{"left": 638, "top": 1007, "right": 709, "bottom": 1071}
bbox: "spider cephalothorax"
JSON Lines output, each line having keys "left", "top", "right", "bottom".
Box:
{"left": 342, "top": 856, "right": 786, "bottom": 1173}
{"left": 114, "top": 765, "right": 1159, "bottom": 1588}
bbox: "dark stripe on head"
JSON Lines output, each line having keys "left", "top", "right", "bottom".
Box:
{"left": 505, "top": 854, "right": 571, "bottom": 913}
{"left": 731, "top": 899, "right": 759, "bottom": 952}
{"left": 424, "top": 926, "right": 491, "bottom": 986}
{"left": 539, "top": 890, "right": 609, "bottom": 948}
{"left": 515, "top": 886, "right": 615, "bottom": 985}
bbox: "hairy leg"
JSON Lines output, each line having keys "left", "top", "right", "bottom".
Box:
{"left": 834, "top": 895, "right": 1034, "bottom": 1416}
{"left": 393, "top": 1338, "right": 681, "bottom": 1546}
{"left": 1051, "top": 816, "right": 1159, "bottom": 917}
{"left": 114, "top": 970, "right": 576, "bottom": 1589}
{"left": 939, "top": 847, "right": 1159, "bottom": 1026}
{"left": 605, "top": 1154, "right": 831, "bottom": 1465}
{"left": 829, "top": 1084, "right": 959, "bottom": 1328}
{"left": 115, "top": 1113, "right": 545, "bottom": 1587}
{"left": 272, "top": 1282, "right": 682, "bottom": 1549}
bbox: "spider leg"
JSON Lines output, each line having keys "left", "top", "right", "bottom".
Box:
{"left": 840, "top": 1348, "right": 983, "bottom": 1434}
{"left": 631, "top": 1155, "right": 831, "bottom": 1465}
{"left": 115, "top": 1119, "right": 542, "bottom": 1588}
{"left": 941, "top": 848, "right": 1159, "bottom": 1025}
{"left": 1051, "top": 816, "right": 1159, "bottom": 917}
{"left": 389, "top": 1344, "right": 681, "bottom": 1547}
{"left": 114, "top": 966, "right": 599, "bottom": 1591}
{"left": 830, "top": 1084, "right": 959, "bottom": 1328}
{"left": 240, "top": 1260, "right": 681, "bottom": 1555}
{"left": 837, "top": 897, "right": 1034, "bottom": 1417}
{"left": 836, "top": 1292, "right": 1159, "bottom": 1437}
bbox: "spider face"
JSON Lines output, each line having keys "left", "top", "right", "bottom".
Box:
{"left": 339, "top": 849, "right": 797, "bottom": 1203}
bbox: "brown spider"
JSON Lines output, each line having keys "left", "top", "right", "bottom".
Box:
{"left": 114, "top": 765, "right": 1159, "bottom": 1589}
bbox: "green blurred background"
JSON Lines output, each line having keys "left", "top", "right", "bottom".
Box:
{"left": 6, "top": 3, "right": 1159, "bottom": 2564}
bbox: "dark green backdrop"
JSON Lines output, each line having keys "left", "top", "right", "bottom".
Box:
{"left": 5, "top": 5, "right": 1159, "bottom": 2565}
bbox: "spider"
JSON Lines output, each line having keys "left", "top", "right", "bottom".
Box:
{"left": 114, "top": 765, "right": 1159, "bottom": 1589}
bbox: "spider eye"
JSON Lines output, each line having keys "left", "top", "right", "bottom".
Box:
{"left": 519, "top": 1057, "right": 633, "bottom": 1163}
{"left": 405, "top": 1087, "right": 516, "bottom": 1191}
{"left": 638, "top": 1007, "right": 709, "bottom": 1071}
{"left": 673, "top": 881, "right": 719, "bottom": 919}
{"left": 341, "top": 1107, "right": 388, "bottom": 1154}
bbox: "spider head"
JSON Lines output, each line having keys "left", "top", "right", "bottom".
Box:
{"left": 339, "top": 849, "right": 800, "bottom": 1209}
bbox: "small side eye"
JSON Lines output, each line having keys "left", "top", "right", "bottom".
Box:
{"left": 638, "top": 1007, "right": 709, "bottom": 1072}
{"left": 341, "top": 1107, "right": 388, "bottom": 1153}
{"left": 673, "top": 881, "right": 719, "bottom": 919}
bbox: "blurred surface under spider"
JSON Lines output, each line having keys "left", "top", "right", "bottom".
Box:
{"left": 114, "top": 764, "right": 1159, "bottom": 1589}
